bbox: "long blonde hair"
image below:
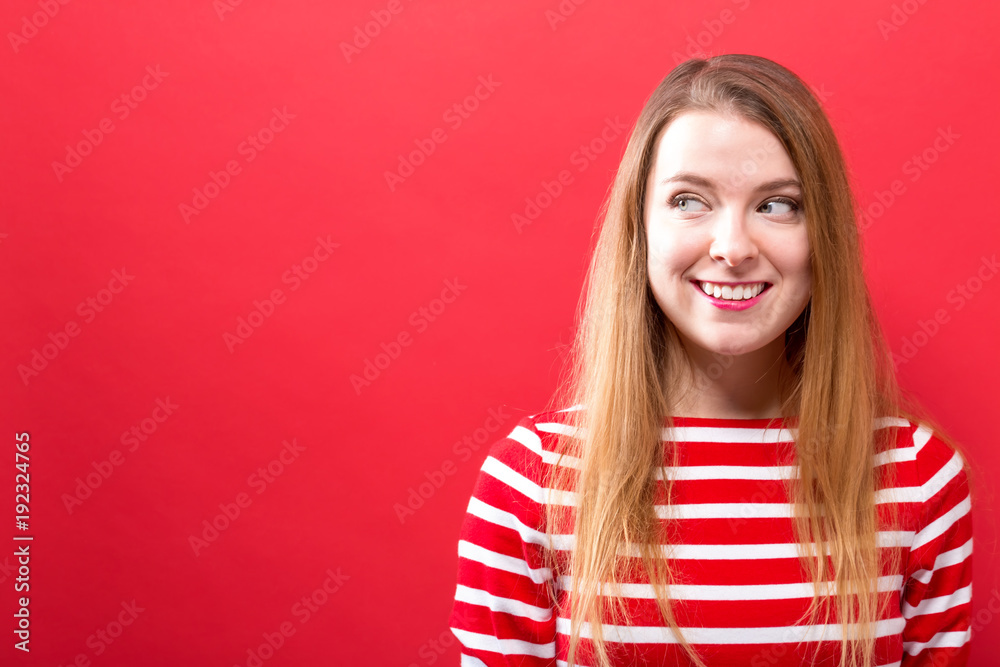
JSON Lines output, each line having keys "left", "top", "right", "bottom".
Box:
{"left": 541, "top": 54, "right": 944, "bottom": 667}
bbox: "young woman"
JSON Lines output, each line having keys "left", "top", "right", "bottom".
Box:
{"left": 449, "top": 54, "right": 973, "bottom": 667}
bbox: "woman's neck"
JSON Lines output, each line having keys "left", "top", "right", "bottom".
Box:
{"left": 669, "top": 339, "right": 794, "bottom": 420}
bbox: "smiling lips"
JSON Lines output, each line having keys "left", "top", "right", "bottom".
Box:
{"left": 696, "top": 280, "right": 770, "bottom": 301}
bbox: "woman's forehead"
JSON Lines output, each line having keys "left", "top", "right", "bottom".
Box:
{"left": 648, "top": 111, "right": 799, "bottom": 192}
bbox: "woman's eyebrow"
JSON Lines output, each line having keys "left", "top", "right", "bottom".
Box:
{"left": 658, "top": 172, "right": 802, "bottom": 193}
{"left": 752, "top": 178, "right": 802, "bottom": 193}
{"left": 658, "top": 172, "right": 715, "bottom": 189}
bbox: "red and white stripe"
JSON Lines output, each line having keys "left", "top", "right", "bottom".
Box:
{"left": 449, "top": 409, "right": 972, "bottom": 666}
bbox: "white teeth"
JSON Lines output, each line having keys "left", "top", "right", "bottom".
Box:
{"left": 699, "top": 281, "right": 766, "bottom": 301}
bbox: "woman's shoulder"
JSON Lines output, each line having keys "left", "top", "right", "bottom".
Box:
{"left": 479, "top": 405, "right": 583, "bottom": 473}
{"left": 875, "top": 413, "right": 970, "bottom": 504}
{"left": 875, "top": 413, "right": 965, "bottom": 461}
{"left": 876, "top": 414, "right": 973, "bottom": 563}
{"left": 460, "top": 406, "right": 582, "bottom": 518}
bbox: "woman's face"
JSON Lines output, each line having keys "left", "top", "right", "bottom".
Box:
{"left": 644, "top": 111, "right": 812, "bottom": 361}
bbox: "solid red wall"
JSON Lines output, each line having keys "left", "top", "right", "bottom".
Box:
{"left": 2, "top": 1, "right": 998, "bottom": 665}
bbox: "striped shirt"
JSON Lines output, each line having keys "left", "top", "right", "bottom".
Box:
{"left": 449, "top": 407, "right": 973, "bottom": 666}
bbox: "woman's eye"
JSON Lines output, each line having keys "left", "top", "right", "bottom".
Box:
{"left": 671, "top": 196, "right": 707, "bottom": 212}
{"left": 759, "top": 198, "right": 799, "bottom": 216}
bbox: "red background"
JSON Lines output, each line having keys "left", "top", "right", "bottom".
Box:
{"left": 2, "top": 1, "right": 998, "bottom": 665}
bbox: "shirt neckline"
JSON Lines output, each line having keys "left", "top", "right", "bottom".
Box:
{"left": 666, "top": 415, "right": 794, "bottom": 428}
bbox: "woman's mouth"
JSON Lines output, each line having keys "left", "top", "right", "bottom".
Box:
{"left": 696, "top": 281, "right": 769, "bottom": 301}
{"left": 693, "top": 280, "right": 771, "bottom": 310}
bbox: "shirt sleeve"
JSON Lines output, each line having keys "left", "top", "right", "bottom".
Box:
{"left": 448, "top": 415, "right": 558, "bottom": 666}
{"left": 900, "top": 425, "right": 973, "bottom": 665}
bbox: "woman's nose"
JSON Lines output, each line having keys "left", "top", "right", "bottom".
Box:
{"left": 709, "top": 207, "right": 758, "bottom": 267}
